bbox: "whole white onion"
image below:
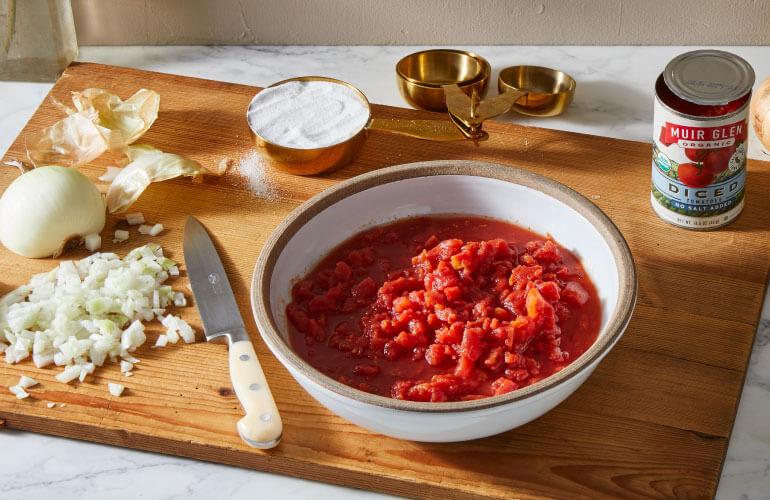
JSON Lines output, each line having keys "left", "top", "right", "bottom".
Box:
{"left": 751, "top": 77, "right": 770, "bottom": 154}
{"left": 0, "top": 166, "right": 105, "bottom": 258}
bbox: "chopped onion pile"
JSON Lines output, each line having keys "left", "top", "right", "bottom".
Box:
{"left": 0, "top": 244, "right": 195, "bottom": 390}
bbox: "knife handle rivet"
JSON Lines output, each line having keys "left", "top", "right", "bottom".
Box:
{"left": 249, "top": 383, "right": 261, "bottom": 391}
{"left": 260, "top": 413, "right": 272, "bottom": 422}
{"left": 239, "top": 354, "right": 250, "bottom": 361}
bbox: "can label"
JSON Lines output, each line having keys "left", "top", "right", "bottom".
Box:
{"left": 651, "top": 98, "right": 748, "bottom": 229}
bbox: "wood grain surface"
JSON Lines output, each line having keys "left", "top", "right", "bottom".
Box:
{"left": 1, "top": 62, "right": 769, "bottom": 499}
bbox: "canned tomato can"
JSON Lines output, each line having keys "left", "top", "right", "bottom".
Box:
{"left": 651, "top": 50, "right": 755, "bottom": 229}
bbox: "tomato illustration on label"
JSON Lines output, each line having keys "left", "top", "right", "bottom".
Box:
{"left": 677, "top": 162, "right": 714, "bottom": 188}
{"left": 702, "top": 145, "right": 736, "bottom": 175}
{"left": 684, "top": 148, "right": 709, "bottom": 163}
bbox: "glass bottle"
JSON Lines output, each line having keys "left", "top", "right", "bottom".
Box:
{"left": 0, "top": 0, "right": 78, "bottom": 82}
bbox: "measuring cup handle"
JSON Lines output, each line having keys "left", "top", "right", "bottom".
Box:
{"left": 367, "top": 118, "right": 469, "bottom": 142}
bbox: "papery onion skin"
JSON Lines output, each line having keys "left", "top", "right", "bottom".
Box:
{"left": 0, "top": 166, "right": 106, "bottom": 258}
{"left": 751, "top": 77, "right": 770, "bottom": 154}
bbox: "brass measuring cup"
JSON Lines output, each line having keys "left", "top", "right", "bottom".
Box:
{"left": 498, "top": 66, "right": 576, "bottom": 117}
{"left": 247, "top": 76, "right": 525, "bottom": 176}
{"left": 396, "top": 49, "right": 491, "bottom": 112}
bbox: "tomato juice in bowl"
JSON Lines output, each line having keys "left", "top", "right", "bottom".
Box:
{"left": 251, "top": 161, "right": 636, "bottom": 442}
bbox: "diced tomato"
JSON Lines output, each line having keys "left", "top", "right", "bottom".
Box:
{"left": 491, "top": 377, "right": 518, "bottom": 395}
{"left": 532, "top": 239, "right": 562, "bottom": 264}
{"left": 526, "top": 287, "right": 554, "bottom": 322}
{"left": 308, "top": 294, "right": 337, "bottom": 313}
{"left": 334, "top": 261, "right": 353, "bottom": 281}
{"left": 352, "top": 363, "right": 380, "bottom": 377}
{"left": 286, "top": 216, "right": 600, "bottom": 402}
{"left": 286, "top": 303, "right": 310, "bottom": 332}
{"left": 392, "top": 296, "right": 414, "bottom": 313}
{"left": 425, "top": 343, "right": 453, "bottom": 366}
{"left": 454, "top": 355, "right": 475, "bottom": 379}
{"left": 562, "top": 281, "right": 589, "bottom": 306}
{"left": 291, "top": 280, "right": 314, "bottom": 301}
{"left": 444, "top": 285, "right": 462, "bottom": 302}
{"left": 537, "top": 281, "right": 561, "bottom": 302}
{"left": 352, "top": 277, "right": 377, "bottom": 299}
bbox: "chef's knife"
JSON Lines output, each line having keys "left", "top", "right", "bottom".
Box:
{"left": 183, "top": 216, "right": 282, "bottom": 449}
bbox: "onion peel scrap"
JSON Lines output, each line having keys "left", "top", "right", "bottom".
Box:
{"left": 106, "top": 145, "right": 204, "bottom": 213}
{"left": 26, "top": 88, "right": 160, "bottom": 167}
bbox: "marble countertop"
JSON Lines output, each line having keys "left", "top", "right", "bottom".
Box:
{"left": 1, "top": 45, "right": 769, "bottom": 499}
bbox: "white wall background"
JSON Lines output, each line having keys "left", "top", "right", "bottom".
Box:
{"left": 71, "top": 0, "right": 770, "bottom": 45}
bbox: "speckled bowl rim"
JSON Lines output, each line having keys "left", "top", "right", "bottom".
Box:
{"left": 251, "top": 160, "right": 637, "bottom": 413}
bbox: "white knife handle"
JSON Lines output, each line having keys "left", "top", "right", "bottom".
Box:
{"left": 228, "top": 340, "right": 283, "bottom": 449}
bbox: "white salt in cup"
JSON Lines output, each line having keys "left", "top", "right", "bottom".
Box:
{"left": 247, "top": 76, "right": 373, "bottom": 176}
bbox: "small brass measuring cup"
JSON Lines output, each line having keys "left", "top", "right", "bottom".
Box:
{"left": 498, "top": 66, "right": 576, "bottom": 117}
{"left": 247, "top": 76, "right": 522, "bottom": 176}
{"left": 396, "top": 49, "right": 491, "bottom": 112}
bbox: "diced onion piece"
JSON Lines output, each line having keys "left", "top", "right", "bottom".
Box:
{"left": 166, "top": 329, "right": 180, "bottom": 344}
{"left": 55, "top": 365, "right": 82, "bottom": 384}
{"left": 120, "top": 360, "right": 133, "bottom": 373}
{"left": 33, "top": 352, "right": 55, "bottom": 368}
{"left": 120, "top": 320, "right": 146, "bottom": 352}
{"left": 108, "top": 383, "right": 124, "bottom": 397}
{"left": 148, "top": 223, "right": 164, "bottom": 237}
{"left": 177, "top": 318, "right": 195, "bottom": 343}
{"left": 46, "top": 402, "right": 56, "bottom": 408}
{"left": 154, "top": 334, "right": 168, "bottom": 347}
{"left": 113, "top": 230, "right": 129, "bottom": 243}
{"left": 138, "top": 225, "right": 152, "bottom": 235}
{"left": 17, "top": 375, "right": 38, "bottom": 389}
{"left": 125, "top": 213, "right": 145, "bottom": 225}
{"left": 173, "top": 292, "right": 186, "bottom": 307}
{"left": 78, "top": 362, "right": 95, "bottom": 382}
{"left": 161, "top": 315, "right": 180, "bottom": 343}
{"left": 9, "top": 385, "right": 30, "bottom": 399}
{"left": 168, "top": 265, "right": 179, "bottom": 276}
{"left": 84, "top": 233, "right": 102, "bottom": 252}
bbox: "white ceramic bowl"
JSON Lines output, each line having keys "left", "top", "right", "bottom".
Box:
{"left": 251, "top": 160, "right": 636, "bottom": 442}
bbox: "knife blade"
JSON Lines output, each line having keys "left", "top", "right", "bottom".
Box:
{"left": 184, "top": 216, "right": 282, "bottom": 449}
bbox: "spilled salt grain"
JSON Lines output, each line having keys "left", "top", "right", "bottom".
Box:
{"left": 232, "top": 151, "right": 277, "bottom": 200}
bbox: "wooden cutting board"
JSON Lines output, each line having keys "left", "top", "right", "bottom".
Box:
{"left": 1, "top": 62, "right": 768, "bottom": 499}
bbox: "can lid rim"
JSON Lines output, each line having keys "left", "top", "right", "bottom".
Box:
{"left": 664, "top": 50, "right": 755, "bottom": 106}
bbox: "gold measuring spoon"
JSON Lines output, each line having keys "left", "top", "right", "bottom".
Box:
{"left": 443, "top": 84, "right": 527, "bottom": 141}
